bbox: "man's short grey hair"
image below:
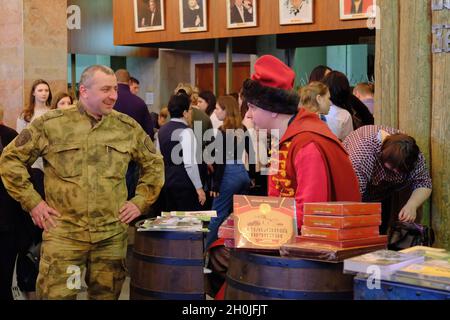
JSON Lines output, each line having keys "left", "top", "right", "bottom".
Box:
{"left": 79, "top": 65, "right": 115, "bottom": 88}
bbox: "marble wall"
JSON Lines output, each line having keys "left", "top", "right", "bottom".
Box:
{"left": 0, "top": 0, "right": 67, "bottom": 129}
{"left": 0, "top": 0, "right": 24, "bottom": 128}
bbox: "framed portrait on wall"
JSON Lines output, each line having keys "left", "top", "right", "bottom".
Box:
{"left": 179, "top": 0, "right": 208, "bottom": 33}
{"left": 227, "top": 0, "right": 257, "bottom": 29}
{"left": 339, "top": 0, "right": 376, "bottom": 20}
{"left": 134, "top": 0, "right": 165, "bottom": 32}
{"left": 279, "top": 0, "right": 314, "bottom": 25}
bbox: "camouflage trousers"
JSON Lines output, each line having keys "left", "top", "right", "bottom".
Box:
{"left": 36, "top": 231, "right": 127, "bottom": 300}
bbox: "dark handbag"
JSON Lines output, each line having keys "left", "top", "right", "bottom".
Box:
{"left": 388, "top": 222, "right": 435, "bottom": 251}
{"left": 25, "top": 242, "right": 41, "bottom": 271}
{"left": 16, "top": 241, "right": 41, "bottom": 291}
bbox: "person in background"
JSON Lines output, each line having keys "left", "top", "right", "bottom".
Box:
{"left": 114, "top": 69, "right": 153, "bottom": 137}
{"left": 51, "top": 92, "right": 73, "bottom": 110}
{"left": 343, "top": 126, "right": 432, "bottom": 234}
{"left": 308, "top": 65, "right": 332, "bottom": 83}
{"left": 0, "top": 65, "right": 164, "bottom": 300}
{"left": 153, "top": 107, "right": 169, "bottom": 149}
{"left": 17, "top": 79, "right": 52, "bottom": 133}
{"left": 157, "top": 93, "right": 206, "bottom": 211}
{"left": 322, "top": 71, "right": 374, "bottom": 134}
{"left": 198, "top": 91, "right": 221, "bottom": 137}
{"left": 174, "top": 83, "right": 212, "bottom": 199}
{"left": 114, "top": 69, "right": 155, "bottom": 200}
{"left": 129, "top": 77, "right": 140, "bottom": 95}
{"left": 15, "top": 79, "right": 53, "bottom": 300}
{"left": 246, "top": 73, "right": 361, "bottom": 231}
{"left": 204, "top": 96, "right": 254, "bottom": 249}
{"left": 353, "top": 82, "right": 375, "bottom": 114}
{"left": 198, "top": 91, "right": 217, "bottom": 117}
{"left": 158, "top": 107, "right": 170, "bottom": 128}
{"left": 0, "top": 105, "right": 23, "bottom": 301}
{"left": 191, "top": 85, "right": 200, "bottom": 108}
{"left": 321, "top": 71, "right": 355, "bottom": 140}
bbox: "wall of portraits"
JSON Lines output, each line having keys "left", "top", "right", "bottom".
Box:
{"left": 121, "top": 0, "right": 373, "bottom": 45}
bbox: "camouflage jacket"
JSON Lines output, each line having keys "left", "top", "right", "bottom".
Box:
{"left": 0, "top": 103, "right": 164, "bottom": 242}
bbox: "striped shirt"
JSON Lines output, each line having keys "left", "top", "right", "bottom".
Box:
{"left": 343, "top": 125, "right": 432, "bottom": 201}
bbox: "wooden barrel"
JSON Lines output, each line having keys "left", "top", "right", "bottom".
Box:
{"left": 130, "top": 224, "right": 205, "bottom": 300}
{"left": 225, "top": 250, "right": 353, "bottom": 300}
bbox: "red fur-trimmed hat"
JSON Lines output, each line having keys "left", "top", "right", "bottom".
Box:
{"left": 242, "top": 55, "right": 299, "bottom": 115}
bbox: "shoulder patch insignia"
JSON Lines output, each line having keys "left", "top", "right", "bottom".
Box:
{"left": 15, "top": 129, "right": 32, "bottom": 147}
{"left": 144, "top": 135, "right": 156, "bottom": 154}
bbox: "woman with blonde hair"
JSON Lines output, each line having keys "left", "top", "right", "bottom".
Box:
{"left": 205, "top": 96, "right": 254, "bottom": 249}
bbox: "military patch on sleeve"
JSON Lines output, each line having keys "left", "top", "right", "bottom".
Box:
{"left": 15, "top": 129, "right": 32, "bottom": 147}
{"left": 144, "top": 135, "right": 156, "bottom": 154}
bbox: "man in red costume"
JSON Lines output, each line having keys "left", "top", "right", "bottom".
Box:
{"left": 243, "top": 55, "right": 361, "bottom": 230}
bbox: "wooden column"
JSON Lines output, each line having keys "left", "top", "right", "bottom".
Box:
{"left": 374, "top": 0, "right": 399, "bottom": 127}
{"left": 398, "top": 1, "right": 432, "bottom": 161}
{"left": 0, "top": 0, "right": 67, "bottom": 128}
{"left": 376, "top": 0, "right": 450, "bottom": 249}
{"left": 431, "top": 2, "right": 450, "bottom": 249}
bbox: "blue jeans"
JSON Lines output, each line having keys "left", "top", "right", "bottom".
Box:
{"left": 205, "top": 164, "right": 250, "bottom": 249}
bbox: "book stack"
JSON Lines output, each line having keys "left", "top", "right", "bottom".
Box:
{"left": 137, "top": 210, "right": 217, "bottom": 232}
{"left": 388, "top": 246, "right": 450, "bottom": 291}
{"left": 343, "top": 249, "right": 425, "bottom": 276}
{"left": 298, "top": 202, "right": 387, "bottom": 248}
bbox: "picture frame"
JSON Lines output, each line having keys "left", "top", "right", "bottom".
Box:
{"left": 134, "top": 0, "right": 165, "bottom": 32}
{"left": 279, "top": 0, "right": 314, "bottom": 25}
{"left": 339, "top": 0, "right": 376, "bottom": 20}
{"left": 227, "top": 0, "right": 257, "bottom": 29}
{"left": 179, "top": 0, "right": 208, "bottom": 33}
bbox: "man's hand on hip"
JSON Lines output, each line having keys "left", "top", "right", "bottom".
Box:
{"left": 30, "top": 200, "right": 61, "bottom": 231}
{"left": 119, "top": 202, "right": 142, "bottom": 224}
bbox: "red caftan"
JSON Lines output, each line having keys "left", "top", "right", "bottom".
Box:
{"left": 269, "top": 108, "right": 361, "bottom": 230}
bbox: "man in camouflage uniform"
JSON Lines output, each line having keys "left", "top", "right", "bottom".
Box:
{"left": 0, "top": 65, "right": 164, "bottom": 299}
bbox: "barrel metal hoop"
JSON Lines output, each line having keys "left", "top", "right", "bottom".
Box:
{"left": 136, "top": 230, "right": 203, "bottom": 241}
{"left": 231, "top": 250, "right": 334, "bottom": 269}
{"left": 133, "top": 251, "right": 203, "bottom": 266}
{"left": 226, "top": 276, "right": 352, "bottom": 300}
{"left": 131, "top": 284, "right": 205, "bottom": 300}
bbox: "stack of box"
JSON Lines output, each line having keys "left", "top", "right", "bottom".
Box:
{"left": 217, "top": 215, "right": 235, "bottom": 248}
{"left": 297, "top": 202, "right": 387, "bottom": 249}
